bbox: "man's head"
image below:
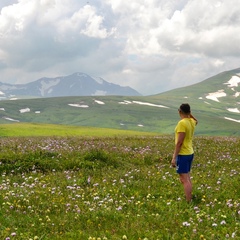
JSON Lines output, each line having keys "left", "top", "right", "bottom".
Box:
{"left": 179, "top": 103, "right": 191, "bottom": 114}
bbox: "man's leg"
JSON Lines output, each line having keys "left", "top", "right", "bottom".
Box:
{"left": 179, "top": 173, "right": 192, "bottom": 202}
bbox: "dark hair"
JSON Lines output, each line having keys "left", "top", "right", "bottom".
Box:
{"left": 179, "top": 103, "right": 191, "bottom": 114}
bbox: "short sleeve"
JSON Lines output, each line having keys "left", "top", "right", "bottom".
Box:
{"left": 176, "top": 121, "right": 186, "bottom": 133}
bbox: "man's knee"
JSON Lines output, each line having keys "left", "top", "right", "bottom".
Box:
{"left": 179, "top": 174, "right": 188, "bottom": 184}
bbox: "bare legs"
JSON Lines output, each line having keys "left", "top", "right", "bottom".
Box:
{"left": 179, "top": 173, "right": 192, "bottom": 202}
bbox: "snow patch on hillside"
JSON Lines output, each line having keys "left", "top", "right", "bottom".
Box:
{"left": 224, "top": 75, "right": 240, "bottom": 87}
{"left": 118, "top": 100, "right": 168, "bottom": 108}
{"left": 92, "top": 76, "right": 104, "bottom": 84}
{"left": 3, "top": 117, "right": 20, "bottom": 122}
{"left": 119, "top": 100, "right": 131, "bottom": 105}
{"left": 77, "top": 73, "right": 88, "bottom": 78}
{"left": 68, "top": 104, "right": 89, "bottom": 108}
{"left": 227, "top": 108, "right": 240, "bottom": 113}
{"left": 206, "top": 90, "right": 226, "bottom": 102}
{"left": 224, "top": 117, "right": 240, "bottom": 123}
{"left": 19, "top": 108, "right": 30, "bottom": 113}
{"left": 94, "top": 100, "right": 105, "bottom": 105}
{"left": 205, "top": 75, "right": 240, "bottom": 102}
{"left": 133, "top": 101, "right": 169, "bottom": 108}
{"left": 40, "top": 79, "right": 60, "bottom": 96}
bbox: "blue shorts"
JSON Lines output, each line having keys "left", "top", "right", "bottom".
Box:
{"left": 176, "top": 154, "right": 194, "bottom": 174}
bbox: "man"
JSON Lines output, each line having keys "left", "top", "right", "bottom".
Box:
{"left": 171, "top": 103, "right": 198, "bottom": 202}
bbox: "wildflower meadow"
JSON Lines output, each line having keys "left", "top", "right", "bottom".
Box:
{"left": 0, "top": 135, "right": 239, "bottom": 239}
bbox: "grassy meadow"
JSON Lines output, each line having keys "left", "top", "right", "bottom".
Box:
{"left": 0, "top": 123, "right": 157, "bottom": 137}
{"left": 0, "top": 124, "right": 239, "bottom": 239}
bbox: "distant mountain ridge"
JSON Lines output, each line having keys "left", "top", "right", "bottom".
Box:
{"left": 0, "top": 72, "right": 141, "bottom": 99}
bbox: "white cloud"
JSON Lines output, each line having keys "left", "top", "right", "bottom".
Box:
{"left": 0, "top": 0, "right": 240, "bottom": 95}
{"left": 55, "top": 4, "right": 115, "bottom": 39}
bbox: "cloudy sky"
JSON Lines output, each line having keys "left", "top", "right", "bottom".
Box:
{"left": 0, "top": 0, "right": 240, "bottom": 95}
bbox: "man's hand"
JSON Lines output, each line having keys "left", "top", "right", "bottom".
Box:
{"left": 171, "top": 158, "right": 176, "bottom": 167}
{"left": 190, "top": 113, "right": 198, "bottom": 125}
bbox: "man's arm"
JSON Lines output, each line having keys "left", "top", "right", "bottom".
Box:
{"left": 171, "top": 132, "right": 185, "bottom": 167}
{"left": 190, "top": 113, "right": 198, "bottom": 125}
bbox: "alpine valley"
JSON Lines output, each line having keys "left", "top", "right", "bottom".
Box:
{"left": 0, "top": 68, "right": 240, "bottom": 136}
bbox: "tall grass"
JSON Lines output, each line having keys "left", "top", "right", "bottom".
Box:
{"left": 0, "top": 135, "right": 239, "bottom": 239}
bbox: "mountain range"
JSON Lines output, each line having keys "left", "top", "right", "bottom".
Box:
{"left": 0, "top": 68, "right": 239, "bottom": 136}
{"left": 0, "top": 72, "right": 141, "bottom": 99}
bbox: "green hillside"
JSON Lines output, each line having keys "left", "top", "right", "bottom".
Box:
{"left": 148, "top": 68, "right": 240, "bottom": 135}
{"left": 0, "top": 68, "right": 240, "bottom": 136}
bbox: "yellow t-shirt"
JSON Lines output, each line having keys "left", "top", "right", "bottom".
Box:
{"left": 175, "top": 118, "right": 196, "bottom": 155}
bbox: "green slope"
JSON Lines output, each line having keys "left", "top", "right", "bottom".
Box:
{"left": 147, "top": 68, "right": 240, "bottom": 135}
{"left": 0, "top": 68, "right": 240, "bottom": 136}
{"left": 0, "top": 96, "right": 177, "bottom": 134}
